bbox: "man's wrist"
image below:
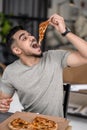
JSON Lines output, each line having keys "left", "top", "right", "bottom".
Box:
{"left": 61, "top": 27, "right": 71, "bottom": 36}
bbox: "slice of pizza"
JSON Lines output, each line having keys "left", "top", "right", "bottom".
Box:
{"left": 39, "top": 20, "right": 49, "bottom": 44}
{"left": 8, "top": 118, "right": 32, "bottom": 130}
{"left": 31, "top": 116, "right": 58, "bottom": 130}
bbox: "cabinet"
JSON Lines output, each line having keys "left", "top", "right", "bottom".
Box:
{"left": 63, "top": 64, "right": 87, "bottom": 118}
{"left": 68, "top": 90, "right": 87, "bottom": 118}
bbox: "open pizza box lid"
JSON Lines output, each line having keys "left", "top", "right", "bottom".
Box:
{"left": 0, "top": 111, "right": 70, "bottom": 130}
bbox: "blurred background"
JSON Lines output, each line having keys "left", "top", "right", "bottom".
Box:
{"left": 1, "top": 0, "right": 87, "bottom": 65}
{"left": 0, "top": 0, "right": 87, "bottom": 130}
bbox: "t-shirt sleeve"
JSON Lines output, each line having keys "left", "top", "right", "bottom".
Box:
{"left": 49, "top": 50, "right": 71, "bottom": 68}
{"left": 0, "top": 69, "right": 15, "bottom": 96}
{"left": 61, "top": 50, "right": 71, "bottom": 68}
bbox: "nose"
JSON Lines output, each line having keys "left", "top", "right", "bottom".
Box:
{"left": 29, "top": 35, "right": 35, "bottom": 41}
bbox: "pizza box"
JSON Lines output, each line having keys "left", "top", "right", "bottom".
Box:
{"left": 0, "top": 111, "right": 70, "bottom": 130}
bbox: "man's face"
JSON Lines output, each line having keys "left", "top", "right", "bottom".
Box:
{"left": 12, "top": 30, "right": 42, "bottom": 57}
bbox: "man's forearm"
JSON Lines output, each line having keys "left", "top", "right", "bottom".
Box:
{"left": 49, "top": 13, "right": 87, "bottom": 58}
{"left": 66, "top": 32, "right": 87, "bottom": 58}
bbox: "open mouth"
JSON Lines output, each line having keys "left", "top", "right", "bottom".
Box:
{"left": 31, "top": 39, "right": 40, "bottom": 49}
{"left": 32, "top": 43, "right": 39, "bottom": 48}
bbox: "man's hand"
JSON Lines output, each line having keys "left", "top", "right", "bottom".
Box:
{"left": 0, "top": 98, "right": 13, "bottom": 113}
{"left": 49, "top": 13, "right": 66, "bottom": 34}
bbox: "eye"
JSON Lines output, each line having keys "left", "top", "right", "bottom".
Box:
{"left": 21, "top": 36, "right": 27, "bottom": 41}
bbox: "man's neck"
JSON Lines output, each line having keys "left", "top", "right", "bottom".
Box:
{"left": 20, "top": 56, "right": 41, "bottom": 67}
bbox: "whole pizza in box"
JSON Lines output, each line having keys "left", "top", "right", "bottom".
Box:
{"left": 0, "top": 112, "right": 69, "bottom": 130}
{"left": 8, "top": 116, "right": 58, "bottom": 130}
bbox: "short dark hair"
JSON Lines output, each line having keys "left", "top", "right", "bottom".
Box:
{"left": 6, "top": 26, "right": 24, "bottom": 53}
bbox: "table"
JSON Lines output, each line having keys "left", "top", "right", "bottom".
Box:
{"left": 0, "top": 112, "right": 13, "bottom": 123}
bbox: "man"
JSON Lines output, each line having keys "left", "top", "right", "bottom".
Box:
{"left": 0, "top": 14, "right": 87, "bottom": 117}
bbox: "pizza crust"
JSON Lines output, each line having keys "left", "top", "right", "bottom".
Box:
{"left": 8, "top": 117, "right": 58, "bottom": 130}
{"left": 32, "top": 117, "right": 58, "bottom": 130}
{"left": 8, "top": 118, "right": 32, "bottom": 130}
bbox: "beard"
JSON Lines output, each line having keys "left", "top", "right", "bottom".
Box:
{"left": 32, "top": 52, "right": 43, "bottom": 58}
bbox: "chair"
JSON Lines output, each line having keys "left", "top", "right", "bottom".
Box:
{"left": 63, "top": 84, "right": 71, "bottom": 118}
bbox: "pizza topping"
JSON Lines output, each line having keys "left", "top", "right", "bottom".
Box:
{"left": 32, "top": 117, "right": 57, "bottom": 129}
{"left": 39, "top": 20, "right": 49, "bottom": 44}
{"left": 8, "top": 116, "right": 58, "bottom": 130}
{"left": 8, "top": 118, "right": 32, "bottom": 129}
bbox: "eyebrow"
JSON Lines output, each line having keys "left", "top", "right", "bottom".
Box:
{"left": 19, "top": 32, "right": 31, "bottom": 40}
{"left": 19, "top": 33, "right": 25, "bottom": 40}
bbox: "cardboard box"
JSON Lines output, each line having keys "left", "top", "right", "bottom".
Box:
{"left": 63, "top": 64, "right": 87, "bottom": 84}
{"left": 0, "top": 111, "right": 70, "bottom": 130}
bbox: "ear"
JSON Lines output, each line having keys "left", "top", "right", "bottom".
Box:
{"left": 12, "top": 46, "right": 22, "bottom": 55}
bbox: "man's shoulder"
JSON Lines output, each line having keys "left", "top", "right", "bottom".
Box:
{"left": 43, "top": 49, "right": 68, "bottom": 56}
{"left": 4, "top": 59, "right": 20, "bottom": 72}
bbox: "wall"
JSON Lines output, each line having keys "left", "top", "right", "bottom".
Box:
{"left": 48, "top": 0, "right": 87, "bottom": 19}
{"left": 0, "top": 0, "right": 2, "bottom": 12}
{"left": 69, "top": 92, "right": 87, "bottom": 106}
{"left": 48, "top": 0, "right": 75, "bottom": 18}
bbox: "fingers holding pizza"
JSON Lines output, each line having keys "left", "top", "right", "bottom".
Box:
{"left": 38, "top": 13, "right": 66, "bottom": 45}
{"left": 49, "top": 14, "right": 66, "bottom": 34}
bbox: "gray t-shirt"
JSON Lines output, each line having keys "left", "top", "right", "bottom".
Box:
{"left": 0, "top": 50, "right": 70, "bottom": 117}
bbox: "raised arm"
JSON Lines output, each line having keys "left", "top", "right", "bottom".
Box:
{"left": 49, "top": 14, "right": 87, "bottom": 67}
